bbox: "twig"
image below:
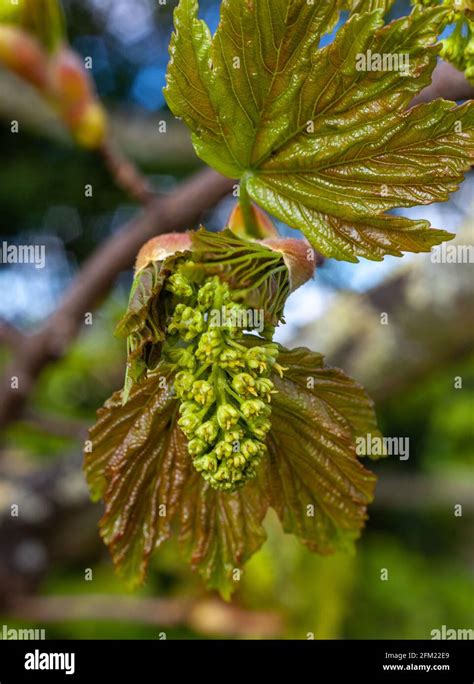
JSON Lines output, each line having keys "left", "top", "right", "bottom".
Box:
{"left": 99, "top": 139, "right": 155, "bottom": 205}
{"left": 0, "top": 169, "right": 235, "bottom": 430}
{"left": 0, "top": 319, "right": 23, "bottom": 350}
{"left": 7, "top": 595, "right": 284, "bottom": 638}
{"left": 410, "top": 61, "right": 474, "bottom": 106}
{"left": 22, "top": 408, "right": 90, "bottom": 440}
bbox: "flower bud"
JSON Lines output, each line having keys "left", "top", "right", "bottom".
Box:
{"left": 241, "top": 399, "right": 269, "bottom": 419}
{"left": 195, "top": 419, "right": 219, "bottom": 445}
{"left": 240, "top": 439, "right": 260, "bottom": 459}
{"left": 245, "top": 346, "right": 270, "bottom": 373}
{"left": 167, "top": 346, "right": 197, "bottom": 372}
{"left": 169, "top": 305, "right": 204, "bottom": 341}
{"left": 194, "top": 453, "right": 218, "bottom": 473}
{"left": 216, "top": 403, "right": 240, "bottom": 430}
{"left": 255, "top": 377, "right": 275, "bottom": 401}
{"left": 174, "top": 371, "right": 195, "bottom": 399}
{"left": 188, "top": 438, "right": 207, "bottom": 456}
{"left": 223, "top": 428, "right": 244, "bottom": 444}
{"left": 178, "top": 400, "right": 200, "bottom": 415}
{"left": 0, "top": 26, "right": 48, "bottom": 89}
{"left": 232, "top": 372, "right": 257, "bottom": 396}
{"left": 215, "top": 440, "right": 233, "bottom": 460}
{"left": 166, "top": 271, "right": 194, "bottom": 298}
{"left": 219, "top": 347, "right": 245, "bottom": 370}
{"left": 247, "top": 417, "right": 271, "bottom": 440}
{"left": 196, "top": 330, "right": 222, "bottom": 362}
{"left": 178, "top": 412, "right": 201, "bottom": 437}
{"left": 197, "top": 277, "right": 219, "bottom": 310}
{"left": 191, "top": 380, "right": 215, "bottom": 407}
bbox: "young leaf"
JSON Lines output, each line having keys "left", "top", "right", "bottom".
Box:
{"left": 84, "top": 363, "right": 269, "bottom": 595}
{"left": 165, "top": 1, "right": 474, "bottom": 261}
{"left": 84, "top": 368, "right": 188, "bottom": 585}
{"left": 266, "top": 346, "right": 380, "bottom": 553}
{"left": 85, "top": 341, "right": 381, "bottom": 594}
{"left": 179, "top": 470, "right": 268, "bottom": 600}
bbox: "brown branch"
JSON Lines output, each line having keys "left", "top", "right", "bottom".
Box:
{"left": 410, "top": 61, "right": 474, "bottom": 106}
{"left": 0, "top": 169, "right": 235, "bottom": 430}
{"left": 0, "top": 319, "right": 23, "bottom": 350}
{"left": 6, "top": 595, "right": 283, "bottom": 638}
{"left": 22, "top": 408, "right": 90, "bottom": 440}
{"left": 99, "top": 139, "right": 155, "bottom": 205}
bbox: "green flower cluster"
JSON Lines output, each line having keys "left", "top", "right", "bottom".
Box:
{"left": 162, "top": 267, "right": 282, "bottom": 492}
{"left": 412, "top": 0, "right": 474, "bottom": 82}
{"left": 443, "top": 18, "right": 474, "bottom": 82}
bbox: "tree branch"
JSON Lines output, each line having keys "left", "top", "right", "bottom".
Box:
{"left": 0, "top": 319, "right": 23, "bottom": 350}
{"left": 410, "top": 61, "right": 474, "bottom": 106}
{"left": 6, "top": 595, "right": 284, "bottom": 638}
{"left": 98, "top": 139, "right": 155, "bottom": 205}
{"left": 0, "top": 169, "right": 235, "bottom": 429}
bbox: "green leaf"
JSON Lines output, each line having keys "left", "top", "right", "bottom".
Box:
{"left": 165, "top": 1, "right": 473, "bottom": 261}
{"left": 346, "top": 0, "right": 395, "bottom": 15}
{"left": 265, "top": 346, "right": 379, "bottom": 553}
{"left": 191, "top": 228, "right": 290, "bottom": 331}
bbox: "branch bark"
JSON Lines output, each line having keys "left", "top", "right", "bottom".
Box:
{"left": 6, "top": 595, "right": 284, "bottom": 638}
{"left": 0, "top": 169, "right": 235, "bottom": 429}
{"left": 410, "top": 61, "right": 474, "bottom": 105}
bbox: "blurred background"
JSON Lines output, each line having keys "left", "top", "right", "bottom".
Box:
{"left": 0, "top": 0, "right": 472, "bottom": 639}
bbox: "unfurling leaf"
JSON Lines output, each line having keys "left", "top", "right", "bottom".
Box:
{"left": 267, "top": 347, "right": 381, "bottom": 554}
{"left": 164, "top": 0, "right": 474, "bottom": 261}
{"left": 85, "top": 230, "right": 379, "bottom": 596}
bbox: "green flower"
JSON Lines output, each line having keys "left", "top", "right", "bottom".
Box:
{"left": 195, "top": 419, "right": 219, "bottom": 444}
{"left": 196, "top": 330, "right": 223, "bottom": 362}
{"left": 232, "top": 372, "right": 257, "bottom": 396}
{"left": 216, "top": 403, "right": 240, "bottom": 430}
{"left": 241, "top": 399, "right": 269, "bottom": 419}
{"left": 174, "top": 371, "right": 195, "bottom": 399}
{"left": 191, "top": 380, "right": 215, "bottom": 407}
{"left": 166, "top": 271, "right": 194, "bottom": 298}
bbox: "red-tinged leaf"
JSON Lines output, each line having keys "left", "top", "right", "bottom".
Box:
{"left": 179, "top": 471, "right": 269, "bottom": 600}
{"left": 265, "top": 346, "right": 380, "bottom": 553}
{"left": 84, "top": 368, "right": 190, "bottom": 586}
{"left": 84, "top": 365, "right": 270, "bottom": 596}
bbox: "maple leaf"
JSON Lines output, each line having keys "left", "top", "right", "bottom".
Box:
{"left": 164, "top": 0, "right": 474, "bottom": 262}
{"left": 84, "top": 345, "right": 380, "bottom": 597}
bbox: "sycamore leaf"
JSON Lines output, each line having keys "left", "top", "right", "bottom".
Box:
{"left": 84, "top": 346, "right": 381, "bottom": 595}
{"left": 265, "top": 346, "right": 380, "bottom": 553}
{"left": 179, "top": 470, "right": 268, "bottom": 600}
{"left": 84, "top": 368, "right": 189, "bottom": 585}
{"left": 84, "top": 364, "right": 268, "bottom": 595}
{"left": 191, "top": 228, "right": 290, "bottom": 330}
{"left": 346, "top": 0, "right": 396, "bottom": 14}
{"left": 165, "top": 0, "right": 473, "bottom": 261}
